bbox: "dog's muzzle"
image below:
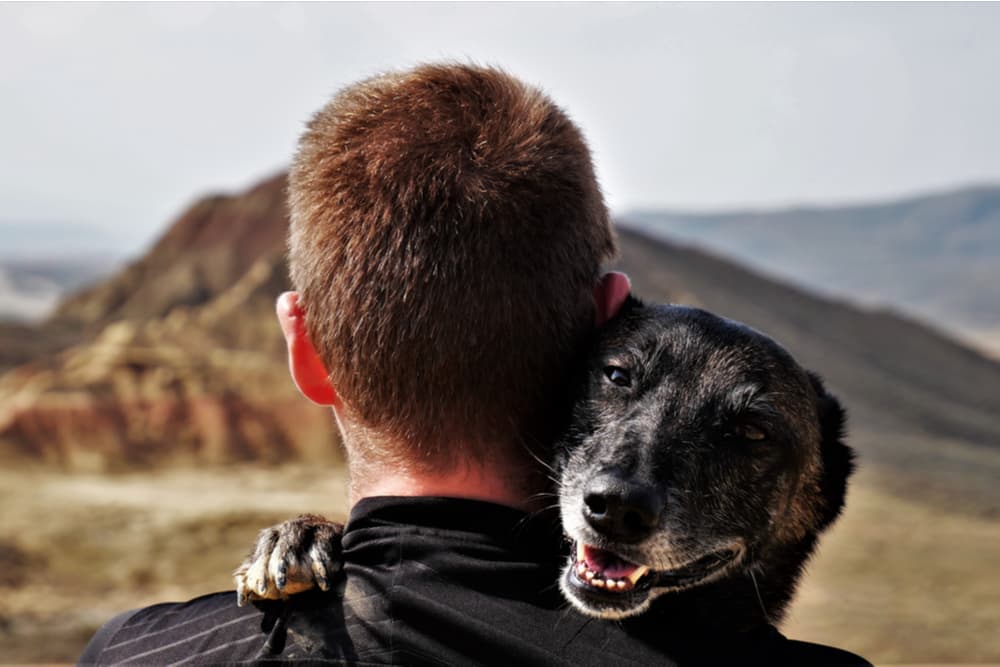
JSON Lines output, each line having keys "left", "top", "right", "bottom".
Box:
{"left": 562, "top": 539, "right": 743, "bottom": 619}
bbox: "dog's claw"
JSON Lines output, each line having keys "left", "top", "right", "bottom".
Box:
{"left": 312, "top": 553, "right": 331, "bottom": 591}
{"left": 236, "top": 579, "right": 248, "bottom": 608}
{"left": 232, "top": 514, "right": 344, "bottom": 606}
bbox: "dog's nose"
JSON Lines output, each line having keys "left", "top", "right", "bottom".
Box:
{"left": 582, "top": 473, "right": 663, "bottom": 543}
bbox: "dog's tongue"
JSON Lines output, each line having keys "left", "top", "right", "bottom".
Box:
{"left": 580, "top": 543, "right": 642, "bottom": 580}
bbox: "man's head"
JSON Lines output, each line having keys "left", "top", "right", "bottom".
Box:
{"left": 283, "top": 63, "right": 616, "bottom": 479}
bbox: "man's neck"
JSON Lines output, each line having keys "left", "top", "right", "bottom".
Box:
{"left": 336, "top": 413, "right": 547, "bottom": 511}
{"left": 348, "top": 458, "right": 544, "bottom": 511}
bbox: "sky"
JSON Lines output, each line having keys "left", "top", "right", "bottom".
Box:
{"left": 3, "top": 2, "right": 1000, "bottom": 255}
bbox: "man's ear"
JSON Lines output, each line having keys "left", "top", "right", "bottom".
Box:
{"left": 594, "top": 271, "right": 632, "bottom": 326}
{"left": 277, "top": 292, "right": 339, "bottom": 407}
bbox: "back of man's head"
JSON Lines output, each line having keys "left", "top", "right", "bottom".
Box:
{"left": 288, "top": 63, "right": 614, "bottom": 471}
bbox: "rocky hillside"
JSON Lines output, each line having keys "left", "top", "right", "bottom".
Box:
{"left": 0, "top": 174, "right": 340, "bottom": 469}
{"left": 625, "top": 185, "right": 1000, "bottom": 357}
{"left": 51, "top": 174, "right": 290, "bottom": 329}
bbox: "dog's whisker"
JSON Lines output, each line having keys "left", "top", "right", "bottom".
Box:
{"left": 522, "top": 444, "right": 559, "bottom": 476}
{"left": 748, "top": 568, "right": 772, "bottom": 625}
{"left": 512, "top": 502, "right": 562, "bottom": 532}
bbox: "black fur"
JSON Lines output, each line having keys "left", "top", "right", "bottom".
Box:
{"left": 555, "top": 296, "right": 854, "bottom": 636}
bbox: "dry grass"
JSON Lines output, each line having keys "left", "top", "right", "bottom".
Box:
{"left": 2, "top": 463, "right": 998, "bottom": 664}
{"left": 785, "top": 466, "right": 1000, "bottom": 663}
{"left": 0, "top": 464, "right": 348, "bottom": 663}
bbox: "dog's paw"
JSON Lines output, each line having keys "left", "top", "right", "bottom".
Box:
{"left": 233, "top": 514, "right": 343, "bottom": 607}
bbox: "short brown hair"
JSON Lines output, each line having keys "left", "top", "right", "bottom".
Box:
{"left": 288, "top": 63, "right": 615, "bottom": 467}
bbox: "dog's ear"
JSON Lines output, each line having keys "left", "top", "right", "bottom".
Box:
{"left": 807, "top": 371, "right": 855, "bottom": 528}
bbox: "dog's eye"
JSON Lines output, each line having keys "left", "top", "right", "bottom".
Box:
{"left": 738, "top": 424, "right": 767, "bottom": 441}
{"left": 603, "top": 366, "right": 631, "bottom": 388}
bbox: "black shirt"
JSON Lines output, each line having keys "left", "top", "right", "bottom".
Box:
{"left": 79, "top": 497, "right": 869, "bottom": 666}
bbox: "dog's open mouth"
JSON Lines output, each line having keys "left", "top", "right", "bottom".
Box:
{"left": 563, "top": 540, "right": 741, "bottom": 618}
{"left": 571, "top": 542, "right": 653, "bottom": 592}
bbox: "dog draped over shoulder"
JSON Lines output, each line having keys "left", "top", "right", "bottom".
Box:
{"left": 235, "top": 295, "right": 855, "bottom": 637}
{"left": 556, "top": 296, "right": 853, "bottom": 627}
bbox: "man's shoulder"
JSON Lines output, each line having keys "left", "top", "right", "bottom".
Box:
{"left": 78, "top": 591, "right": 279, "bottom": 665}
{"left": 776, "top": 639, "right": 873, "bottom": 666}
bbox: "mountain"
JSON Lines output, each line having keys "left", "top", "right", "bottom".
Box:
{"left": 2, "top": 175, "right": 999, "bottom": 490}
{"left": 0, "top": 173, "right": 340, "bottom": 469}
{"left": 1, "top": 173, "right": 998, "bottom": 512}
{"left": 50, "top": 174, "right": 290, "bottom": 329}
{"left": 624, "top": 185, "right": 1000, "bottom": 357}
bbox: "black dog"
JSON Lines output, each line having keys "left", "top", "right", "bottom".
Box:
{"left": 235, "top": 297, "right": 854, "bottom": 641}
{"left": 555, "top": 297, "right": 854, "bottom": 633}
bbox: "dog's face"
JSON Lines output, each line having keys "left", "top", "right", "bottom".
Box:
{"left": 556, "top": 302, "right": 851, "bottom": 620}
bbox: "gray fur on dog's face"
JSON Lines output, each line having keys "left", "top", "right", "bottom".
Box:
{"left": 556, "top": 302, "right": 847, "bottom": 620}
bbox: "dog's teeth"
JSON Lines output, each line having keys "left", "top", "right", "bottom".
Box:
{"left": 615, "top": 579, "right": 628, "bottom": 591}
{"left": 584, "top": 570, "right": 596, "bottom": 581}
{"left": 576, "top": 542, "right": 586, "bottom": 561}
{"left": 627, "top": 565, "right": 650, "bottom": 584}
{"left": 591, "top": 578, "right": 606, "bottom": 588}
{"left": 576, "top": 562, "right": 587, "bottom": 576}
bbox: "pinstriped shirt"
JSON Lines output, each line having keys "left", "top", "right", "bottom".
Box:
{"left": 78, "top": 497, "right": 867, "bottom": 666}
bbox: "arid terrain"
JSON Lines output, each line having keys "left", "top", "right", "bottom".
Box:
{"left": 0, "top": 464, "right": 349, "bottom": 663}
{"left": 2, "top": 175, "right": 998, "bottom": 664}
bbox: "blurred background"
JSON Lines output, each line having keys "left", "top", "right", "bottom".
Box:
{"left": 2, "top": 3, "right": 999, "bottom": 663}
